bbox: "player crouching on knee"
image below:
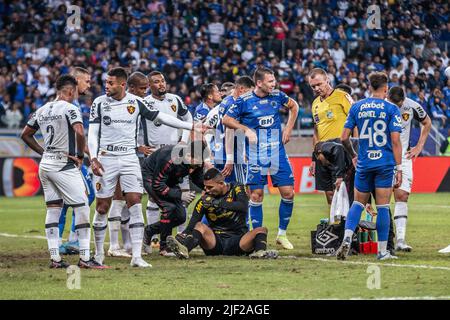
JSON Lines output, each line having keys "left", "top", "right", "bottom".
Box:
{"left": 167, "top": 168, "right": 278, "bottom": 259}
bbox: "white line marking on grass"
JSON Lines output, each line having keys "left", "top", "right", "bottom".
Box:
{"left": 301, "top": 257, "right": 450, "bottom": 271}
{"left": 0, "top": 232, "right": 47, "bottom": 240}
{"left": 0, "top": 232, "right": 109, "bottom": 245}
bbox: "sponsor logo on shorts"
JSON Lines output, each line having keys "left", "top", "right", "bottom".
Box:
{"left": 96, "top": 183, "right": 101, "bottom": 191}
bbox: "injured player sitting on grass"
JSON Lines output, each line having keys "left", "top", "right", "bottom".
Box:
{"left": 166, "top": 168, "right": 278, "bottom": 259}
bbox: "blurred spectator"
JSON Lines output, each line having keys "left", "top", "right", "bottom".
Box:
{"left": 0, "top": 0, "right": 447, "bottom": 132}
{"left": 2, "top": 102, "right": 23, "bottom": 128}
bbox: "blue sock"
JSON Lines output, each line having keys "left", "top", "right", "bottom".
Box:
{"left": 278, "top": 198, "right": 294, "bottom": 231}
{"left": 70, "top": 211, "right": 76, "bottom": 234}
{"left": 249, "top": 200, "right": 263, "bottom": 229}
{"left": 344, "top": 201, "right": 365, "bottom": 234}
{"left": 58, "top": 205, "right": 69, "bottom": 238}
{"left": 376, "top": 205, "right": 390, "bottom": 241}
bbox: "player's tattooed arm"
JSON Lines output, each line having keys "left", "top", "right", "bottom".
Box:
{"left": 213, "top": 186, "right": 248, "bottom": 214}
{"left": 391, "top": 131, "right": 403, "bottom": 188}
{"left": 20, "top": 125, "right": 44, "bottom": 156}
{"left": 282, "top": 98, "right": 299, "bottom": 144}
{"left": 406, "top": 115, "right": 431, "bottom": 159}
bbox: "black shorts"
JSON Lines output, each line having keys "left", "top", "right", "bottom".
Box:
{"left": 203, "top": 233, "right": 247, "bottom": 256}
{"left": 315, "top": 160, "right": 336, "bottom": 191}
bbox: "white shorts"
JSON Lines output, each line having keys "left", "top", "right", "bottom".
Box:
{"left": 39, "top": 166, "right": 87, "bottom": 206}
{"left": 94, "top": 154, "right": 143, "bottom": 198}
{"left": 399, "top": 158, "right": 413, "bottom": 193}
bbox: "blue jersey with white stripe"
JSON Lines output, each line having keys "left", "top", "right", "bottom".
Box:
{"left": 213, "top": 95, "right": 236, "bottom": 163}
{"left": 344, "top": 97, "right": 402, "bottom": 170}
{"left": 225, "top": 90, "right": 289, "bottom": 162}
{"left": 194, "top": 102, "right": 211, "bottom": 121}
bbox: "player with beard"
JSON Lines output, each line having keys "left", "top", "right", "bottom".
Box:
{"left": 88, "top": 67, "right": 207, "bottom": 267}
{"left": 106, "top": 72, "right": 154, "bottom": 258}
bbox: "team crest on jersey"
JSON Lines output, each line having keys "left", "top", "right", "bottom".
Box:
{"left": 127, "top": 105, "right": 136, "bottom": 114}
{"left": 402, "top": 113, "right": 410, "bottom": 121}
{"left": 271, "top": 101, "right": 277, "bottom": 107}
{"left": 326, "top": 110, "right": 334, "bottom": 119}
{"left": 170, "top": 104, "right": 177, "bottom": 112}
{"left": 96, "top": 183, "right": 101, "bottom": 191}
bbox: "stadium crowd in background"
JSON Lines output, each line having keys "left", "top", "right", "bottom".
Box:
{"left": 0, "top": 0, "right": 449, "bottom": 133}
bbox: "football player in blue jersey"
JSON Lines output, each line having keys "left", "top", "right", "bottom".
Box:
{"left": 193, "top": 83, "right": 222, "bottom": 122}
{"left": 337, "top": 72, "right": 403, "bottom": 260}
{"left": 223, "top": 67, "right": 299, "bottom": 250}
{"left": 211, "top": 76, "right": 255, "bottom": 184}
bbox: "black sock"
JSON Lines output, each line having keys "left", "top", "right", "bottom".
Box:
{"left": 183, "top": 229, "right": 202, "bottom": 251}
{"left": 254, "top": 233, "right": 267, "bottom": 252}
{"left": 144, "top": 222, "right": 160, "bottom": 243}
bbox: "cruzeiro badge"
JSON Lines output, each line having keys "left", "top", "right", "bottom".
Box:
{"left": 127, "top": 105, "right": 136, "bottom": 114}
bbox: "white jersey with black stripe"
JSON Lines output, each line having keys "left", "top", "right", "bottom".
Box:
{"left": 141, "top": 93, "right": 189, "bottom": 147}
{"left": 89, "top": 92, "right": 159, "bottom": 157}
{"left": 399, "top": 97, "right": 428, "bottom": 157}
{"left": 27, "top": 100, "right": 82, "bottom": 171}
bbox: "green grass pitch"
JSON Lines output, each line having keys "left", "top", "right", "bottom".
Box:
{"left": 1, "top": 193, "right": 450, "bottom": 300}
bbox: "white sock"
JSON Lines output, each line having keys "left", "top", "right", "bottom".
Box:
{"left": 378, "top": 241, "right": 388, "bottom": 254}
{"left": 146, "top": 200, "right": 160, "bottom": 225}
{"left": 146, "top": 200, "right": 160, "bottom": 241}
{"left": 344, "top": 230, "right": 354, "bottom": 240}
{"left": 93, "top": 211, "right": 107, "bottom": 256}
{"left": 108, "top": 200, "right": 125, "bottom": 250}
{"left": 394, "top": 202, "right": 408, "bottom": 242}
{"left": 68, "top": 230, "right": 78, "bottom": 243}
{"left": 45, "top": 207, "right": 62, "bottom": 262}
{"left": 121, "top": 205, "right": 131, "bottom": 251}
{"left": 128, "top": 203, "right": 145, "bottom": 259}
{"left": 74, "top": 205, "right": 91, "bottom": 262}
{"left": 277, "top": 229, "right": 286, "bottom": 236}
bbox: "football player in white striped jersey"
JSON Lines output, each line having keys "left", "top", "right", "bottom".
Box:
{"left": 88, "top": 67, "right": 206, "bottom": 267}
{"left": 21, "top": 75, "right": 105, "bottom": 269}
{"left": 388, "top": 87, "right": 431, "bottom": 252}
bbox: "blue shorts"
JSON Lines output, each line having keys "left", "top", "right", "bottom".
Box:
{"left": 355, "top": 166, "right": 395, "bottom": 193}
{"left": 246, "top": 153, "right": 294, "bottom": 191}
{"left": 214, "top": 162, "right": 247, "bottom": 184}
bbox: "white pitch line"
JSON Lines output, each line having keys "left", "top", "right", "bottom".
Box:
{"left": 0, "top": 232, "right": 47, "bottom": 240}
{"left": 301, "top": 257, "right": 450, "bottom": 271}
{"left": 0, "top": 232, "right": 110, "bottom": 245}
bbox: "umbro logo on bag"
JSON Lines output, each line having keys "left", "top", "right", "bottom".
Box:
{"left": 316, "top": 230, "right": 339, "bottom": 246}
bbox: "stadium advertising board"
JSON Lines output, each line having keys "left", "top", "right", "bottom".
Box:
{"left": 0, "top": 157, "right": 449, "bottom": 197}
